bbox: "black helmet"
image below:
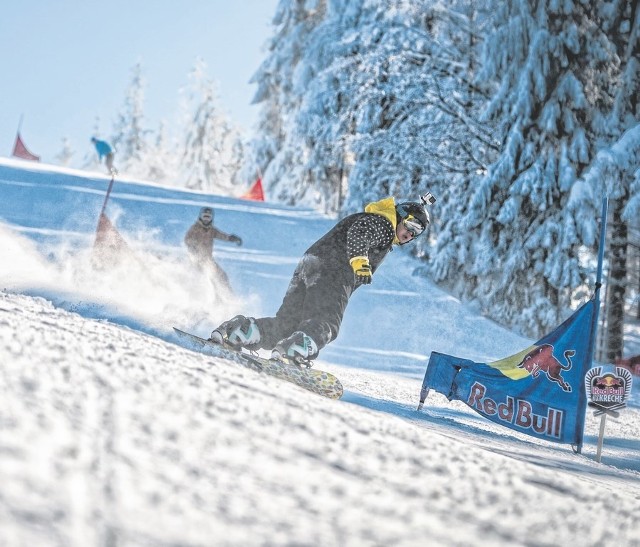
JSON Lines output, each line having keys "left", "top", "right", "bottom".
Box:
{"left": 396, "top": 201, "right": 430, "bottom": 237}
{"left": 198, "top": 207, "right": 214, "bottom": 224}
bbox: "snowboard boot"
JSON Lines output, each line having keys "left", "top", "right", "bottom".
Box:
{"left": 271, "top": 331, "right": 319, "bottom": 366}
{"left": 211, "top": 315, "right": 261, "bottom": 349}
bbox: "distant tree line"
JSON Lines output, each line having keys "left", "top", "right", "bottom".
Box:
{"left": 57, "top": 59, "right": 245, "bottom": 195}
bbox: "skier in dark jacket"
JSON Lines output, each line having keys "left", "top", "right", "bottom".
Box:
{"left": 211, "top": 194, "right": 432, "bottom": 364}
{"left": 185, "top": 206, "right": 242, "bottom": 291}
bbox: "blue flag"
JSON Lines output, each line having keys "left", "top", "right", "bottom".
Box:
{"left": 420, "top": 299, "right": 597, "bottom": 444}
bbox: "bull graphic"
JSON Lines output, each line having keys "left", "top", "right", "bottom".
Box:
{"left": 594, "top": 375, "right": 623, "bottom": 389}
{"left": 516, "top": 344, "right": 575, "bottom": 392}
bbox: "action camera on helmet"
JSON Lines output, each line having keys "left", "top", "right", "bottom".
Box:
{"left": 420, "top": 192, "right": 436, "bottom": 206}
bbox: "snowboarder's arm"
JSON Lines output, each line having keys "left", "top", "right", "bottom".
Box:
{"left": 213, "top": 228, "right": 242, "bottom": 245}
{"left": 346, "top": 214, "right": 394, "bottom": 284}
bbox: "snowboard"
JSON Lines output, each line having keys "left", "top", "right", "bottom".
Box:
{"left": 173, "top": 328, "right": 343, "bottom": 399}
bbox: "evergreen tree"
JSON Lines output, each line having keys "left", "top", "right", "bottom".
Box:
{"left": 248, "top": 0, "right": 328, "bottom": 208}
{"left": 180, "top": 59, "right": 244, "bottom": 193}
{"left": 55, "top": 137, "right": 74, "bottom": 167}
{"left": 251, "top": 0, "right": 494, "bottom": 218}
{"left": 430, "top": 0, "right": 625, "bottom": 337}
{"left": 576, "top": 1, "right": 640, "bottom": 358}
{"left": 144, "top": 120, "right": 180, "bottom": 185}
{"left": 303, "top": 0, "right": 495, "bottom": 220}
{"left": 112, "top": 62, "right": 151, "bottom": 176}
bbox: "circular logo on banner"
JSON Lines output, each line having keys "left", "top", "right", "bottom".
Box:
{"left": 585, "top": 366, "right": 633, "bottom": 417}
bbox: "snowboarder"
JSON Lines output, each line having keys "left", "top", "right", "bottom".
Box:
{"left": 91, "top": 137, "right": 117, "bottom": 175}
{"left": 185, "top": 206, "right": 242, "bottom": 291}
{"left": 211, "top": 194, "right": 433, "bottom": 364}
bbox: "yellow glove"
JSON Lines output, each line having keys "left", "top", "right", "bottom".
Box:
{"left": 350, "top": 256, "right": 372, "bottom": 285}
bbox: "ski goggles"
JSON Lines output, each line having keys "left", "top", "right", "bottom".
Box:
{"left": 403, "top": 215, "right": 425, "bottom": 237}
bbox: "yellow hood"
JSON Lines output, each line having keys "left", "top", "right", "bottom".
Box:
{"left": 365, "top": 197, "right": 399, "bottom": 244}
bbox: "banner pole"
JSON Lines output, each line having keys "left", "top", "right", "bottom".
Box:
{"left": 99, "top": 173, "right": 115, "bottom": 218}
{"left": 94, "top": 173, "right": 116, "bottom": 245}
{"left": 577, "top": 197, "right": 608, "bottom": 454}
{"left": 416, "top": 387, "right": 430, "bottom": 411}
{"left": 595, "top": 197, "right": 608, "bottom": 289}
{"left": 595, "top": 414, "right": 607, "bottom": 463}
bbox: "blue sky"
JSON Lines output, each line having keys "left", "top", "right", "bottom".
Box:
{"left": 0, "top": 0, "right": 279, "bottom": 163}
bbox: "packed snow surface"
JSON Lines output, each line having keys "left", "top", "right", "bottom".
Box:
{"left": 1, "top": 158, "right": 639, "bottom": 546}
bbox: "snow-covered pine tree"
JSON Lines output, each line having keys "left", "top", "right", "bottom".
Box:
{"left": 297, "top": 0, "right": 496, "bottom": 226}
{"left": 248, "top": 0, "right": 328, "bottom": 208}
{"left": 111, "top": 62, "right": 151, "bottom": 177}
{"left": 574, "top": 1, "right": 640, "bottom": 359}
{"left": 284, "top": 0, "right": 368, "bottom": 213}
{"left": 251, "top": 0, "right": 495, "bottom": 222}
{"left": 431, "top": 0, "right": 624, "bottom": 337}
{"left": 55, "top": 137, "right": 74, "bottom": 167}
{"left": 180, "top": 58, "right": 244, "bottom": 193}
{"left": 143, "top": 120, "right": 181, "bottom": 185}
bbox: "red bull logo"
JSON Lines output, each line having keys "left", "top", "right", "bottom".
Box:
{"left": 594, "top": 375, "right": 623, "bottom": 389}
{"left": 585, "top": 367, "right": 632, "bottom": 409}
{"left": 516, "top": 344, "right": 574, "bottom": 392}
{"left": 467, "top": 382, "right": 563, "bottom": 438}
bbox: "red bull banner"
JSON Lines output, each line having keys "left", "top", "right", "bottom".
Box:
{"left": 420, "top": 299, "right": 597, "bottom": 444}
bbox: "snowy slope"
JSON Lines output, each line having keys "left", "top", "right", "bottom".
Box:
{"left": 1, "top": 158, "right": 639, "bottom": 546}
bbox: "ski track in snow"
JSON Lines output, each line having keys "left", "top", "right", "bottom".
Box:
{"left": 1, "top": 293, "right": 639, "bottom": 547}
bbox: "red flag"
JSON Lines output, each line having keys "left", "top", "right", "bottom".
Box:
{"left": 241, "top": 178, "right": 265, "bottom": 201}
{"left": 12, "top": 132, "right": 40, "bottom": 161}
{"left": 92, "top": 213, "right": 134, "bottom": 269}
{"left": 94, "top": 213, "right": 129, "bottom": 251}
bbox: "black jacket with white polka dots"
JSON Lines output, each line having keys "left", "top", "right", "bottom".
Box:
{"left": 254, "top": 209, "right": 397, "bottom": 349}
{"left": 305, "top": 212, "right": 395, "bottom": 286}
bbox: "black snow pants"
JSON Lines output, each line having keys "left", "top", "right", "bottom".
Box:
{"left": 255, "top": 254, "right": 355, "bottom": 352}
